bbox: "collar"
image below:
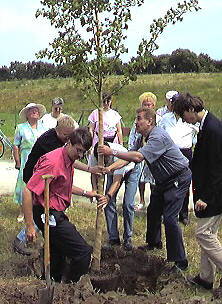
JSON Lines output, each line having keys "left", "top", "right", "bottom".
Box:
{"left": 200, "top": 110, "right": 208, "bottom": 130}
{"left": 62, "top": 146, "right": 74, "bottom": 168}
{"left": 144, "top": 126, "right": 155, "bottom": 142}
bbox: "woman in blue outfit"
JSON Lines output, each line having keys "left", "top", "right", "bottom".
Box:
{"left": 128, "top": 92, "right": 157, "bottom": 210}
{"left": 13, "top": 103, "right": 46, "bottom": 222}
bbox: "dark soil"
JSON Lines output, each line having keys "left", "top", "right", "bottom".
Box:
{"left": 0, "top": 246, "right": 220, "bottom": 304}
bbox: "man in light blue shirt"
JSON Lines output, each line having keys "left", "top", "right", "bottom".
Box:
{"left": 98, "top": 107, "right": 192, "bottom": 272}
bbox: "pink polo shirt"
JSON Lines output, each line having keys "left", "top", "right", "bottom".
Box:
{"left": 26, "top": 146, "right": 74, "bottom": 211}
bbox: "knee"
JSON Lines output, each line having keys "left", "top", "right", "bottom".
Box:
{"left": 195, "top": 229, "right": 206, "bottom": 242}
{"left": 123, "top": 202, "right": 134, "bottom": 213}
{"left": 164, "top": 216, "right": 177, "bottom": 228}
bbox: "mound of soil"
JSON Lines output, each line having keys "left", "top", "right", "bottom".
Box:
{"left": 0, "top": 246, "right": 220, "bottom": 303}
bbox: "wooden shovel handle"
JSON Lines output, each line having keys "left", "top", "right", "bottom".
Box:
{"left": 42, "top": 174, "right": 54, "bottom": 282}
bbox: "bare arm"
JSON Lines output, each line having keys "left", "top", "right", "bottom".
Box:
{"left": 23, "top": 187, "right": 37, "bottom": 242}
{"left": 116, "top": 121, "right": 123, "bottom": 145}
{"left": 107, "top": 159, "right": 130, "bottom": 173}
{"left": 72, "top": 185, "right": 98, "bottom": 199}
{"left": 106, "top": 174, "right": 122, "bottom": 197}
{"left": 89, "top": 122, "right": 95, "bottom": 139}
{"left": 91, "top": 173, "right": 98, "bottom": 192}
{"left": 74, "top": 160, "right": 101, "bottom": 175}
{"left": 97, "top": 174, "right": 122, "bottom": 207}
{"left": 98, "top": 145, "right": 144, "bottom": 163}
{"left": 13, "top": 145, "right": 21, "bottom": 169}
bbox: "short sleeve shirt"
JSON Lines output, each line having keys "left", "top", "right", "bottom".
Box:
{"left": 26, "top": 147, "right": 74, "bottom": 211}
{"left": 88, "top": 109, "right": 122, "bottom": 146}
{"left": 132, "top": 126, "right": 189, "bottom": 184}
{"left": 159, "top": 112, "right": 199, "bottom": 149}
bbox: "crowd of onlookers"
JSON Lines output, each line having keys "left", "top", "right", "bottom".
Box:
{"left": 10, "top": 91, "right": 222, "bottom": 296}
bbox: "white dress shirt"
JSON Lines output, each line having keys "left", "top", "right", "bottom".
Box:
{"left": 159, "top": 112, "right": 199, "bottom": 149}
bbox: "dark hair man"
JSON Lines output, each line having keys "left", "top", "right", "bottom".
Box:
{"left": 98, "top": 107, "right": 192, "bottom": 272}
{"left": 13, "top": 116, "right": 100, "bottom": 256}
{"left": 159, "top": 90, "right": 199, "bottom": 225}
{"left": 172, "top": 93, "right": 222, "bottom": 295}
{"left": 23, "top": 127, "right": 104, "bottom": 283}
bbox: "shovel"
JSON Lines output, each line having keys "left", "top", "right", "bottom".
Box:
{"left": 39, "top": 174, "right": 55, "bottom": 304}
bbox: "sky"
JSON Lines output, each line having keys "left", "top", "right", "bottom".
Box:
{"left": 0, "top": 0, "right": 221, "bottom": 67}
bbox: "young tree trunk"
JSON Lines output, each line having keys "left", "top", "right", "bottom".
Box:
{"left": 91, "top": 90, "right": 105, "bottom": 271}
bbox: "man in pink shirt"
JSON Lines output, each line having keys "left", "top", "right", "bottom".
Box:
{"left": 23, "top": 127, "right": 104, "bottom": 283}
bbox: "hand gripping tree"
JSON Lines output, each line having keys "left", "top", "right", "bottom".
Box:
{"left": 36, "top": 0, "right": 200, "bottom": 271}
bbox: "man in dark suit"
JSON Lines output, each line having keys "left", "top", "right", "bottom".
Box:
{"left": 173, "top": 93, "right": 222, "bottom": 295}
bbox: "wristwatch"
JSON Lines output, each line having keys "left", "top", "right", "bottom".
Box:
{"left": 82, "top": 190, "right": 87, "bottom": 197}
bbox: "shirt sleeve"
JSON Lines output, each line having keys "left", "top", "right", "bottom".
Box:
{"left": 128, "top": 124, "right": 136, "bottom": 150}
{"left": 88, "top": 150, "right": 98, "bottom": 167}
{"left": 114, "top": 110, "right": 122, "bottom": 122}
{"left": 129, "top": 135, "right": 142, "bottom": 152}
{"left": 88, "top": 110, "right": 97, "bottom": 124}
{"left": 26, "top": 156, "right": 55, "bottom": 196}
{"left": 14, "top": 125, "right": 21, "bottom": 146}
{"left": 113, "top": 166, "right": 125, "bottom": 176}
{"left": 139, "top": 136, "right": 167, "bottom": 164}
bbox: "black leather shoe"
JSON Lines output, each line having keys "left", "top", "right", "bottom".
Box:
{"left": 123, "top": 240, "right": 133, "bottom": 251}
{"left": 138, "top": 242, "right": 163, "bottom": 251}
{"left": 175, "top": 259, "right": 188, "bottom": 270}
{"left": 187, "top": 274, "right": 213, "bottom": 290}
{"left": 12, "top": 237, "right": 32, "bottom": 256}
{"left": 109, "top": 239, "right": 121, "bottom": 246}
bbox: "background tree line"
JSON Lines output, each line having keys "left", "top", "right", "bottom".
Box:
{"left": 1, "top": 48, "right": 222, "bottom": 82}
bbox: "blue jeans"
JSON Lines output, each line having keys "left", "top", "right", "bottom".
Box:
{"left": 104, "top": 163, "right": 141, "bottom": 242}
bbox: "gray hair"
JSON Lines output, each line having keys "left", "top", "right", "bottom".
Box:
{"left": 57, "top": 115, "right": 76, "bottom": 129}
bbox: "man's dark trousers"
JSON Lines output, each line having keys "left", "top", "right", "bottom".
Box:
{"left": 33, "top": 205, "right": 92, "bottom": 282}
{"left": 146, "top": 169, "right": 192, "bottom": 262}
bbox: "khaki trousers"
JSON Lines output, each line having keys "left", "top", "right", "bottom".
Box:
{"left": 196, "top": 214, "right": 222, "bottom": 283}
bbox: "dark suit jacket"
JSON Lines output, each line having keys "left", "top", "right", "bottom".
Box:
{"left": 192, "top": 112, "right": 222, "bottom": 218}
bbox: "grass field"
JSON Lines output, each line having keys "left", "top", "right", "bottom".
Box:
{"left": 1, "top": 72, "right": 222, "bottom": 139}
{"left": 1, "top": 72, "right": 222, "bottom": 301}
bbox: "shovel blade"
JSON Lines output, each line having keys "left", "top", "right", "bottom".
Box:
{"left": 38, "top": 283, "right": 55, "bottom": 304}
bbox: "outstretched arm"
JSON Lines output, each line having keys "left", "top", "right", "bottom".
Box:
{"left": 13, "top": 145, "right": 21, "bottom": 170}
{"left": 97, "top": 174, "right": 122, "bottom": 207}
{"left": 116, "top": 121, "right": 123, "bottom": 145}
{"left": 23, "top": 187, "right": 37, "bottom": 242}
{"left": 98, "top": 145, "right": 144, "bottom": 163}
{"left": 74, "top": 160, "right": 101, "bottom": 175}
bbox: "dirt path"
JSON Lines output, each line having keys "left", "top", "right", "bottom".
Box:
{"left": 0, "top": 159, "right": 150, "bottom": 205}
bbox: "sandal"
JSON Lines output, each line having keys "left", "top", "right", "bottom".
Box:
{"left": 134, "top": 203, "right": 144, "bottom": 211}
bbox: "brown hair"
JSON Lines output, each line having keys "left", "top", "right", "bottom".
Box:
{"left": 136, "top": 107, "right": 156, "bottom": 126}
{"left": 172, "top": 93, "right": 204, "bottom": 117}
{"left": 69, "top": 127, "right": 92, "bottom": 151}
